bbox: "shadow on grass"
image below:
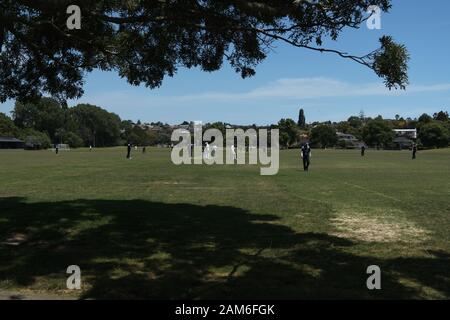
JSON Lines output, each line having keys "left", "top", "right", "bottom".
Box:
{"left": 0, "top": 197, "right": 448, "bottom": 299}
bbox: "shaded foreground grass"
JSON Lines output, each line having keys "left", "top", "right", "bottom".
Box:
{"left": 1, "top": 197, "right": 449, "bottom": 300}
{"left": 0, "top": 148, "right": 449, "bottom": 299}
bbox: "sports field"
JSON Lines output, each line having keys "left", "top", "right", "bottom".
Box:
{"left": 0, "top": 147, "right": 449, "bottom": 299}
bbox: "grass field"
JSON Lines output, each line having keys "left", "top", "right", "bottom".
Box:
{"left": 0, "top": 147, "right": 449, "bottom": 299}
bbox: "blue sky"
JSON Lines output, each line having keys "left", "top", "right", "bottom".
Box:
{"left": 1, "top": 0, "right": 449, "bottom": 125}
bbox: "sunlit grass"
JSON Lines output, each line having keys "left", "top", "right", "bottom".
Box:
{"left": 0, "top": 147, "right": 449, "bottom": 299}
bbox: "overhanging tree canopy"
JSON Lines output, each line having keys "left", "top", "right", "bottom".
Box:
{"left": 0, "top": 0, "right": 409, "bottom": 103}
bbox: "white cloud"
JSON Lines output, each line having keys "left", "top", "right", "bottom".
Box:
{"left": 174, "top": 78, "right": 450, "bottom": 102}
{"left": 73, "top": 77, "right": 450, "bottom": 108}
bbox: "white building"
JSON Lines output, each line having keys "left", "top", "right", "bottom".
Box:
{"left": 393, "top": 129, "right": 417, "bottom": 139}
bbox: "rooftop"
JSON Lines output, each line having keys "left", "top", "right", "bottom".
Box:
{"left": 0, "top": 137, "right": 24, "bottom": 143}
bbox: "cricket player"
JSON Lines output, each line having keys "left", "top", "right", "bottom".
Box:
{"left": 300, "top": 143, "right": 312, "bottom": 171}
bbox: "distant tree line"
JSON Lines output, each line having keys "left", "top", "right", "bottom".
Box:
{"left": 275, "top": 108, "right": 450, "bottom": 150}
{"left": 0, "top": 98, "right": 171, "bottom": 149}
{"left": 0, "top": 99, "right": 448, "bottom": 150}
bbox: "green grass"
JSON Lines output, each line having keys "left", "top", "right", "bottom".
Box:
{"left": 0, "top": 147, "right": 449, "bottom": 299}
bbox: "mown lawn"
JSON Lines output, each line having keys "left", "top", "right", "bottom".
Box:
{"left": 0, "top": 147, "right": 449, "bottom": 299}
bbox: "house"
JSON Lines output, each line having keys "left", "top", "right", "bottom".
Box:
{"left": 392, "top": 129, "right": 417, "bottom": 149}
{"left": 337, "top": 133, "right": 357, "bottom": 141}
{"left": 148, "top": 125, "right": 163, "bottom": 132}
{"left": 393, "top": 136, "right": 414, "bottom": 149}
{"left": 0, "top": 137, "right": 24, "bottom": 149}
{"left": 336, "top": 132, "right": 365, "bottom": 149}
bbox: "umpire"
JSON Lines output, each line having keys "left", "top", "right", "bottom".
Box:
{"left": 301, "top": 143, "right": 312, "bottom": 171}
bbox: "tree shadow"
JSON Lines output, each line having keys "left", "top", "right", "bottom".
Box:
{"left": 0, "top": 197, "right": 448, "bottom": 299}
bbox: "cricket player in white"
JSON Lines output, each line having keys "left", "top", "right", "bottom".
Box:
{"left": 231, "top": 144, "right": 236, "bottom": 161}
{"left": 204, "top": 142, "right": 211, "bottom": 160}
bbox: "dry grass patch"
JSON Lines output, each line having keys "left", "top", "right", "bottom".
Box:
{"left": 330, "top": 208, "right": 431, "bottom": 243}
